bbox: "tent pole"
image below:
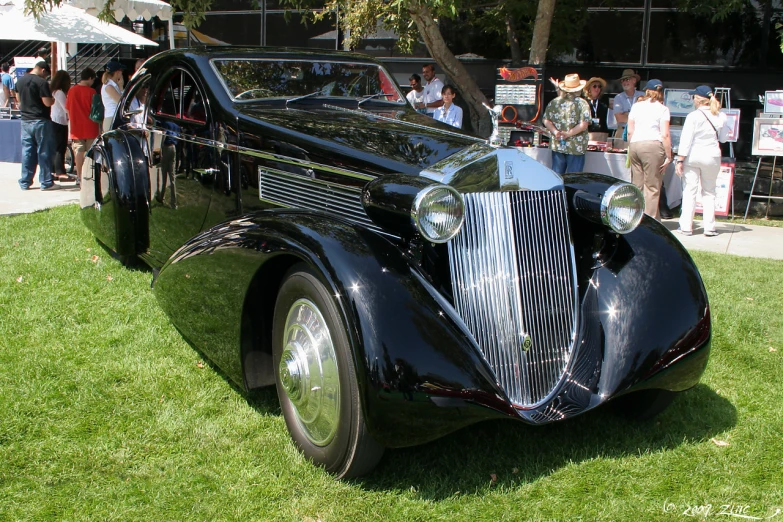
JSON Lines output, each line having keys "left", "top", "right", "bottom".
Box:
{"left": 50, "top": 42, "right": 58, "bottom": 74}
{"left": 169, "top": 18, "right": 175, "bottom": 49}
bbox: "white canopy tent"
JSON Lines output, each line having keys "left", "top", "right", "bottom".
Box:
{"left": 67, "top": 0, "right": 174, "bottom": 48}
{"left": 0, "top": 0, "right": 158, "bottom": 72}
{"left": 68, "top": 0, "right": 171, "bottom": 21}
{"left": 0, "top": 1, "right": 158, "bottom": 45}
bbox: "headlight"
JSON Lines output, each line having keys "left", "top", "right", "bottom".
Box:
{"left": 601, "top": 182, "right": 644, "bottom": 234}
{"left": 411, "top": 185, "right": 465, "bottom": 243}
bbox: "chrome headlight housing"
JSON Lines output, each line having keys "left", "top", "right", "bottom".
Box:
{"left": 411, "top": 185, "right": 465, "bottom": 243}
{"left": 601, "top": 182, "right": 644, "bottom": 234}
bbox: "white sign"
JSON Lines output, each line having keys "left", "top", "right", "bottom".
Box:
{"left": 695, "top": 164, "right": 733, "bottom": 217}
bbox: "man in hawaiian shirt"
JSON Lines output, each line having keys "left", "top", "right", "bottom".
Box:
{"left": 542, "top": 74, "right": 591, "bottom": 174}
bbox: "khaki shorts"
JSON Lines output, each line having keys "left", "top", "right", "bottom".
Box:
{"left": 71, "top": 139, "right": 92, "bottom": 155}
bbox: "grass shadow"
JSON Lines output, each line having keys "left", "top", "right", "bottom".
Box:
{"left": 93, "top": 237, "right": 153, "bottom": 273}
{"left": 356, "top": 384, "right": 736, "bottom": 498}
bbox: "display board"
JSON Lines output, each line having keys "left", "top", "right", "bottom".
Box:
{"left": 751, "top": 117, "right": 783, "bottom": 156}
{"left": 494, "top": 66, "right": 544, "bottom": 125}
{"left": 695, "top": 162, "right": 734, "bottom": 217}
{"left": 763, "top": 91, "right": 783, "bottom": 115}
{"left": 720, "top": 109, "right": 741, "bottom": 142}
{"left": 664, "top": 89, "right": 695, "bottom": 117}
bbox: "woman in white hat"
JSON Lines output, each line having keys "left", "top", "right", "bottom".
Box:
{"left": 627, "top": 79, "right": 672, "bottom": 220}
{"left": 542, "top": 73, "right": 591, "bottom": 174}
{"left": 675, "top": 85, "right": 730, "bottom": 236}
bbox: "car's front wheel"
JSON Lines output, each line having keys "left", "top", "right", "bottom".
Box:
{"left": 272, "top": 264, "right": 384, "bottom": 478}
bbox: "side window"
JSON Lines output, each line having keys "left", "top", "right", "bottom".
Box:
{"left": 121, "top": 75, "right": 151, "bottom": 126}
{"left": 156, "top": 70, "right": 182, "bottom": 118}
{"left": 182, "top": 73, "right": 206, "bottom": 124}
{"left": 153, "top": 69, "right": 206, "bottom": 124}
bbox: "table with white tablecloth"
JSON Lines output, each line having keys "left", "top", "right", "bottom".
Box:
{"left": 518, "top": 147, "right": 682, "bottom": 208}
{"left": 0, "top": 119, "right": 22, "bottom": 163}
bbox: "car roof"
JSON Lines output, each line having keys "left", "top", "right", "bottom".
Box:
{"left": 157, "top": 46, "right": 389, "bottom": 66}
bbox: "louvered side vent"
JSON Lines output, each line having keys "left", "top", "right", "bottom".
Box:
{"left": 447, "top": 190, "right": 578, "bottom": 407}
{"left": 258, "top": 168, "right": 380, "bottom": 233}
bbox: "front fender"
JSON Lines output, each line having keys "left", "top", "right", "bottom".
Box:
{"left": 561, "top": 173, "right": 711, "bottom": 405}
{"left": 153, "top": 211, "right": 515, "bottom": 448}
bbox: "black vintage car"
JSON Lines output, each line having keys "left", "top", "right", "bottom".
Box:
{"left": 80, "top": 47, "right": 711, "bottom": 478}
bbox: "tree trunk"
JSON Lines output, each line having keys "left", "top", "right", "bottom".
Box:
{"left": 505, "top": 11, "right": 523, "bottom": 67}
{"left": 529, "top": 0, "right": 556, "bottom": 65}
{"left": 409, "top": 1, "right": 491, "bottom": 137}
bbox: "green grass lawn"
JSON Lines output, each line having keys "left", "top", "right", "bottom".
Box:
{"left": 1, "top": 205, "right": 781, "bottom": 521}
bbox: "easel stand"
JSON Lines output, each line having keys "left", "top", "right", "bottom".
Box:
{"left": 744, "top": 156, "right": 783, "bottom": 219}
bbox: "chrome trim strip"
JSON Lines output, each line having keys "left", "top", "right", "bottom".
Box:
{"left": 258, "top": 166, "right": 383, "bottom": 233}
{"left": 447, "top": 190, "right": 578, "bottom": 407}
{"left": 239, "top": 147, "right": 374, "bottom": 181}
{"left": 146, "top": 126, "right": 374, "bottom": 182}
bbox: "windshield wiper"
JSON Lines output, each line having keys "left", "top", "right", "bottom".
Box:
{"left": 357, "top": 93, "right": 395, "bottom": 107}
{"left": 285, "top": 90, "right": 325, "bottom": 108}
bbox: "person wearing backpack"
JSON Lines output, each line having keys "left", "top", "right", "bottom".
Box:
{"left": 65, "top": 67, "right": 100, "bottom": 183}
{"left": 101, "top": 61, "right": 125, "bottom": 132}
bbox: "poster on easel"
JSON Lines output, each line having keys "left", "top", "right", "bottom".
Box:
{"left": 695, "top": 163, "right": 734, "bottom": 217}
{"left": 752, "top": 117, "right": 783, "bottom": 156}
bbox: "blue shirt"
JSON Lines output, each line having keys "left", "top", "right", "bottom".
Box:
{"left": 1, "top": 73, "right": 13, "bottom": 91}
{"left": 434, "top": 104, "right": 463, "bottom": 129}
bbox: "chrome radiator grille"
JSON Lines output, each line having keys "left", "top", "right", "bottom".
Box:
{"left": 448, "top": 190, "right": 578, "bottom": 407}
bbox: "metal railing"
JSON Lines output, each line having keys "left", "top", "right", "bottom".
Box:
{"left": 68, "top": 44, "right": 120, "bottom": 82}
{"left": 0, "top": 41, "right": 50, "bottom": 68}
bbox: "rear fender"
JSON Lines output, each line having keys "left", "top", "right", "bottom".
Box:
{"left": 80, "top": 131, "right": 149, "bottom": 257}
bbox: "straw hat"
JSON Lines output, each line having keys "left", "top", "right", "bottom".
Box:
{"left": 618, "top": 69, "right": 641, "bottom": 82}
{"left": 559, "top": 73, "right": 587, "bottom": 93}
{"left": 583, "top": 77, "right": 607, "bottom": 95}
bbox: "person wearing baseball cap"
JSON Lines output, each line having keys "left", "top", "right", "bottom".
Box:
{"left": 675, "top": 85, "right": 730, "bottom": 237}
{"left": 542, "top": 73, "right": 592, "bottom": 174}
{"left": 627, "top": 78, "right": 672, "bottom": 220}
{"left": 612, "top": 69, "right": 644, "bottom": 140}
{"left": 15, "top": 59, "right": 58, "bottom": 190}
{"left": 100, "top": 60, "right": 126, "bottom": 132}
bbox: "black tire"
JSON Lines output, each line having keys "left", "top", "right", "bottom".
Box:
{"left": 610, "top": 389, "right": 677, "bottom": 421}
{"left": 272, "top": 264, "right": 384, "bottom": 478}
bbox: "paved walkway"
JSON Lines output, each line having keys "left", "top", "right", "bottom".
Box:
{"left": 1, "top": 161, "right": 782, "bottom": 260}
{"left": 1, "top": 161, "right": 80, "bottom": 215}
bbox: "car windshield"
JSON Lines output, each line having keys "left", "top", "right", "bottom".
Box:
{"left": 213, "top": 59, "right": 405, "bottom": 104}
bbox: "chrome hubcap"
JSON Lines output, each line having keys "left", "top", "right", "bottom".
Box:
{"left": 279, "top": 298, "right": 340, "bottom": 447}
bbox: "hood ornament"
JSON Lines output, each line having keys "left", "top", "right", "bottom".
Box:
{"left": 484, "top": 103, "right": 504, "bottom": 148}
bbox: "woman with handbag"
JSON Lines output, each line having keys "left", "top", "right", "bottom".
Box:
{"left": 101, "top": 61, "right": 126, "bottom": 132}
{"left": 675, "top": 85, "right": 730, "bottom": 237}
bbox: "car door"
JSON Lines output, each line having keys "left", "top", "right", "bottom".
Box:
{"left": 146, "top": 68, "right": 215, "bottom": 258}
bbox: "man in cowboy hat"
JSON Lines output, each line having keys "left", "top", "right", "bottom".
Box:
{"left": 583, "top": 76, "right": 609, "bottom": 139}
{"left": 542, "top": 73, "right": 591, "bottom": 174}
{"left": 613, "top": 69, "right": 644, "bottom": 139}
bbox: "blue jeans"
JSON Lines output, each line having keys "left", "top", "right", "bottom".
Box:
{"left": 19, "top": 119, "right": 54, "bottom": 189}
{"left": 551, "top": 151, "right": 586, "bottom": 174}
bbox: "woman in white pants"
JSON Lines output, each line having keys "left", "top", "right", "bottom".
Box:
{"left": 675, "top": 85, "right": 730, "bottom": 236}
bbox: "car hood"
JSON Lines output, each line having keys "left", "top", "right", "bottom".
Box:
{"left": 236, "top": 104, "right": 480, "bottom": 175}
